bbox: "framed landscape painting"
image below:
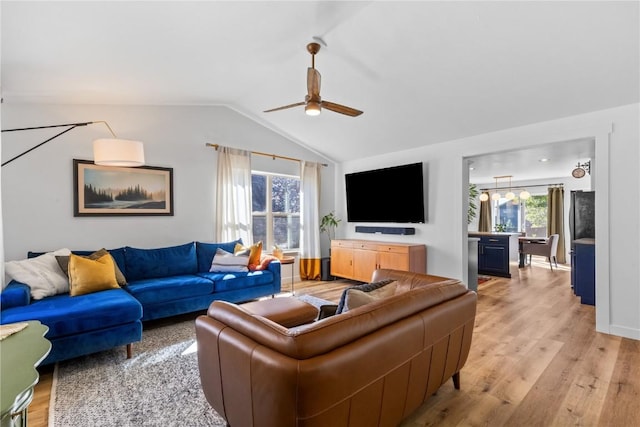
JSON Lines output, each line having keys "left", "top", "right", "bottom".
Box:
{"left": 74, "top": 159, "right": 174, "bottom": 216}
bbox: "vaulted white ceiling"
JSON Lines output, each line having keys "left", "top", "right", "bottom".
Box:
{"left": 2, "top": 1, "right": 638, "bottom": 168}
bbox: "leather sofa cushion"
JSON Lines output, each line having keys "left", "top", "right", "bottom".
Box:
{"left": 126, "top": 274, "right": 214, "bottom": 305}
{"left": 0, "top": 288, "right": 142, "bottom": 338}
{"left": 125, "top": 242, "right": 197, "bottom": 281}
{"left": 208, "top": 279, "right": 469, "bottom": 359}
{"left": 372, "top": 268, "right": 462, "bottom": 292}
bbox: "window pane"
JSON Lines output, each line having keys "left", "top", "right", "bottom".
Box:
{"left": 252, "top": 215, "right": 267, "bottom": 244}
{"left": 273, "top": 216, "right": 300, "bottom": 249}
{"left": 252, "top": 174, "right": 266, "bottom": 212}
{"left": 524, "top": 195, "right": 548, "bottom": 237}
{"left": 272, "top": 176, "right": 300, "bottom": 213}
{"left": 496, "top": 199, "right": 520, "bottom": 232}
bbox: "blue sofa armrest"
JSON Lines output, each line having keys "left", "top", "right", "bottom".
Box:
{"left": 0, "top": 281, "right": 31, "bottom": 311}
{"left": 266, "top": 259, "right": 282, "bottom": 292}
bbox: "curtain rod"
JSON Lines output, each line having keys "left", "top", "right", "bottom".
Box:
{"left": 205, "top": 143, "right": 328, "bottom": 167}
{"left": 479, "top": 183, "right": 564, "bottom": 191}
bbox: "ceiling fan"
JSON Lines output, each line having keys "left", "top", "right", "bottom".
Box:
{"left": 264, "top": 42, "right": 363, "bottom": 117}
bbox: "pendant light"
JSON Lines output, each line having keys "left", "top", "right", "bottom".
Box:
{"left": 504, "top": 176, "right": 515, "bottom": 201}
{"left": 491, "top": 176, "right": 501, "bottom": 201}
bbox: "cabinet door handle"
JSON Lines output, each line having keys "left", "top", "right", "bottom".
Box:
{"left": 488, "top": 238, "right": 500, "bottom": 242}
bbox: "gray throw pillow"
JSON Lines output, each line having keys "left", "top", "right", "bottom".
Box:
{"left": 335, "top": 279, "right": 396, "bottom": 315}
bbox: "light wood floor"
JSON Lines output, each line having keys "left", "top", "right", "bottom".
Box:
{"left": 29, "top": 262, "right": 639, "bottom": 426}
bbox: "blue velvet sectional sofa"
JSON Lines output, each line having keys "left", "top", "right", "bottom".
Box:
{"left": 0, "top": 240, "right": 281, "bottom": 365}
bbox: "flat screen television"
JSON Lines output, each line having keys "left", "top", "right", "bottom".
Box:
{"left": 345, "top": 162, "right": 426, "bottom": 223}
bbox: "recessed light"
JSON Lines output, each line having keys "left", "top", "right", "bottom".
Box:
{"left": 539, "top": 158, "right": 550, "bottom": 162}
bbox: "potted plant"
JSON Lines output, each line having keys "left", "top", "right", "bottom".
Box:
{"left": 468, "top": 183, "right": 478, "bottom": 225}
{"left": 320, "top": 211, "right": 341, "bottom": 247}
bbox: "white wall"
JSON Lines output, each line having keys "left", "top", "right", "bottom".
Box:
{"left": 339, "top": 103, "right": 639, "bottom": 340}
{"left": 1, "top": 104, "right": 335, "bottom": 265}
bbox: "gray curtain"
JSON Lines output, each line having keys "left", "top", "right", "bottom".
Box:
{"left": 547, "top": 186, "right": 566, "bottom": 263}
{"left": 478, "top": 194, "right": 492, "bottom": 232}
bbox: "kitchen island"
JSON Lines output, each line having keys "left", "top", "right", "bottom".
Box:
{"left": 468, "top": 232, "right": 520, "bottom": 278}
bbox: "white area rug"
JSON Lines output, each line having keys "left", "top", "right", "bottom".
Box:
{"left": 48, "top": 295, "right": 333, "bottom": 426}
{"left": 49, "top": 318, "right": 226, "bottom": 427}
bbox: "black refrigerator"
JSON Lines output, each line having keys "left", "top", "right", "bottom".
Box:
{"left": 569, "top": 190, "right": 595, "bottom": 301}
{"left": 569, "top": 190, "right": 595, "bottom": 247}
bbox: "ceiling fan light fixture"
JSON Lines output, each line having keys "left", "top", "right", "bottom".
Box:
{"left": 305, "top": 101, "right": 321, "bottom": 116}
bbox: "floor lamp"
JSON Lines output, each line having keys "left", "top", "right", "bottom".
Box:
{"left": 1, "top": 121, "right": 145, "bottom": 167}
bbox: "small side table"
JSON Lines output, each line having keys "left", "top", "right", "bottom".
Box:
{"left": 0, "top": 320, "right": 51, "bottom": 427}
{"left": 280, "top": 256, "right": 296, "bottom": 295}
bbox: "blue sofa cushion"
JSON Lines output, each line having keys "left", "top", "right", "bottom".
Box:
{"left": 0, "top": 288, "right": 142, "bottom": 338}
{"left": 0, "top": 281, "right": 31, "bottom": 310}
{"left": 125, "top": 242, "right": 197, "bottom": 281}
{"left": 197, "top": 270, "right": 274, "bottom": 292}
{"left": 196, "top": 240, "right": 242, "bottom": 273}
{"left": 125, "top": 274, "right": 214, "bottom": 305}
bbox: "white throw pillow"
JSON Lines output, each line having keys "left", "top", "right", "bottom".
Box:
{"left": 209, "top": 248, "right": 249, "bottom": 273}
{"left": 5, "top": 248, "right": 72, "bottom": 299}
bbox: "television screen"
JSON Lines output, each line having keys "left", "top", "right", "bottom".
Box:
{"left": 345, "top": 162, "right": 426, "bottom": 223}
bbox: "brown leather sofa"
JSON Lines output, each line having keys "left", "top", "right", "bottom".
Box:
{"left": 195, "top": 269, "right": 477, "bottom": 427}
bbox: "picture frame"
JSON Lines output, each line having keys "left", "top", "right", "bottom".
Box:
{"left": 73, "top": 159, "right": 174, "bottom": 216}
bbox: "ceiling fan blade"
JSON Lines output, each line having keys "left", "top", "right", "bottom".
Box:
{"left": 263, "top": 101, "right": 306, "bottom": 113}
{"left": 307, "top": 68, "right": 321, "bottom": 98}
{"left": 322, "top": 101, "right": 363, "bottom": 117}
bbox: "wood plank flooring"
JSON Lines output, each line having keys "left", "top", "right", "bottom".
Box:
{"left": 29, "top": 262, "right": 639, "bottom": 426}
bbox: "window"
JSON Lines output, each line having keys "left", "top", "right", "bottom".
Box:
{"left": 495, "top": 194, "right": 547, "bottom": 236}
{"left": 251, "top": 172, "right": 300, "bottom": 251}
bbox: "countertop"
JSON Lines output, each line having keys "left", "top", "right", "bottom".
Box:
{"left": 468, "top": 232, "right": 522, "bottom": 237}
{"left": 573, "top": 238, "right": 595, "bottom": 245}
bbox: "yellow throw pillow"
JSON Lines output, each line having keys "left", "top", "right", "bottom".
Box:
{"left": 234, "top": 241, "right": 263, "bottom": 266}
{"left": 56, "top": 248, "right": 127, "bottom": 286}
{"left": 68, "top": 253, "right": 120, "bottom": 297}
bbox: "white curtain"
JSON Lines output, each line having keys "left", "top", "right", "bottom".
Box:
{"left": 215, "top": 146, "right": 253, "bottom": 244}
{"left": 299, "top": 161, "right": 322, "bottom": 280}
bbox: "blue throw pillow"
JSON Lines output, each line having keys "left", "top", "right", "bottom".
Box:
{"left": 125, "top": 242, "right": 197, "bottom": 281}
{"left": 195, "top": 240, "right": 242, "bottom": 273}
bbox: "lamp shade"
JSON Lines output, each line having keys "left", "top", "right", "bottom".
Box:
{"left": 519, "top": 190, "right": 531, "bottom": 200}
{"left": 491, "top": 192, "right": 501, "bottom": 201}
{"left": 305, "top": 101, "right": 321, "bottom": 116}
{"left": 93, "top": 138, "right": 145, "bottom": 167}
{"left": 505, "top": 191, "right": 515, "bottom": 201}
{"left": 479, "top": 192, "right": 489, "bottom": 202}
